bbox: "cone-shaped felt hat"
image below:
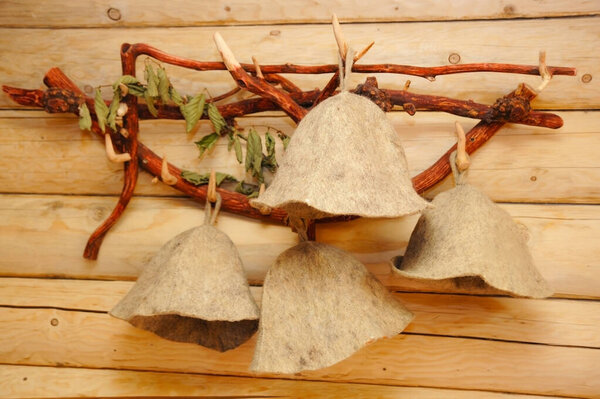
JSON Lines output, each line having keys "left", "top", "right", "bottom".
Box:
{"left": 392, "top": 152, "right": 552, "bottom": 298}
{"left": 110, "top": 196, "right": 260, "bottom": 351}
{"left": 251, "top": 54, "right": 428, "bottom": 219}
{"left": 251, "top": 241, "right": 413, "bottom": 373}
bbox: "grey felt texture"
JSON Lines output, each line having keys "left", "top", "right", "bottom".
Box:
{"left": 392, "top": 184, "right": 553, "bottom": 298}
{"left": 251, "top": 241, "right": 414, "bottom": 374}
{"left": 110, "top": 224, "right": 260, "bottom": 351}
{"left": 251, "top": 91, "right": 429, "bottom": 219}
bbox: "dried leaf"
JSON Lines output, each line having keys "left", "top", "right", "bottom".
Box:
{"left": 157, "top": 67, "right": 171, "bottom": 103}
{"left": 234, "top": 135, "right": 243, "bottom": 164}
{"left": 94, "top": 88, "right": 109, "bottom": 133}
{"left": 144, "top": 90, "right": 158, "bottom": 117}
{"left": 169, "top": 85, "right": 183, "bottom": 106}
{"left": 145, "top": 64, "right": 159, "bottom": 98}
{"left": 262, "top": 131, "right": 278, "bottom": 172}
{"left": 235, "top": 180, "right": 259, "bottom": 196}
{"left": 107, "top": 92, "right": 121, "bottom": 131}
{"left": 195, "top": 132, "right": 220, "bottom": 159}
{"left": 246, "top": 129, "right": 264, "bottom": 182}
{"left": 180, "top": 93, "right": 205, "bottom": 133}
{"left": 278, "top": 132, "right": 290, "bottom": 150}
{"left": 181, "top": 170, "right": 237, "bottom": 186}
{"left": 78, "top": 103, "right": 92, "bottom": 131}
{"left": 207, "top": 102, "right": 227, "bottom": 135}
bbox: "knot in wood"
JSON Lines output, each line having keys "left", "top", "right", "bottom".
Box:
{"left": 354, "top": 77, "right": 393, "bottom": 112}
{"left": 42, "top": 88, "right": 84, "bottom": 114}
{"left": 486, "top": 92, "right": 531, "bottom": 122}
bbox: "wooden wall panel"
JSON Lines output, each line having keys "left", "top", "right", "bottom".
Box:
{"left": 1, "top": 18, "right": 597, "bottom": 109}
{"left": 1, "top": 0, "right": 598, "bottom": 27}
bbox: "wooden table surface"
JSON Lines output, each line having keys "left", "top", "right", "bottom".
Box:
{"left": 0, "top": 1, "right": 599, "bottom": 398}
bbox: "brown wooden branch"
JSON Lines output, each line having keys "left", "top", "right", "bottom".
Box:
{"left": 213, "top": 33, "right": 307, "bottom": 123}
{"left": 122, "top": 42, "right": 576, "bottom": 79}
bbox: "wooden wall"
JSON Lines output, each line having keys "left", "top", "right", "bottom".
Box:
{"left": 1, "top": 1, "right": 599, "bottom": 398}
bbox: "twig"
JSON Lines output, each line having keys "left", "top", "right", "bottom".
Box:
{"left": 213, "top": 33, "right": 307, "bottom": 123}
{"left": 454, "top": 122, "right": 471, "bottom": 172}
{"left": 160, "top": 155, "right": 178, "bottom": 185}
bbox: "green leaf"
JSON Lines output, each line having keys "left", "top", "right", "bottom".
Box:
{"left": 126, "top": 83, "right": 146, "bottom": 97}
{"left": 107, "top": 91, "right": 121, "bottom": 131}
{"left": 169, "top": 85, "right": 183, "bottom": 106}
{"left": 262, "top": 131, "right": 278, "bottom": 172}
{"left": 145, "top": 64, "right": 159, "bottom": 97}
{"left": 207, "top": 102, "right": 227, "bottom": 135}
{"left": 235, "top": 180, "right": 259, "bottom": 196}
{"left": 181, "top": 170, "right": 237, "bottom": 186}
{"left": 180, "top": 93, "right": 205, "bottom": 133}
{"left": 78, "top": 103, "right": 92, "bottom": 131}
{"left": 245, "top": 129, "right": 264, "bottom": 182}
{"left": 234, "top": 135, "right": 243, "bottom": 164}
{"left": 113, "top": 75, "right": 140, "bottom": 91}
{"left": 194, "top": 132, "right": 220, "bottom": 159}
{"left": 144, "top": 90, "right": 158, "bottom": 117}
{"left": 157, "top": 67, "right": 171, "bottom": 103}
{"left": 94, "top": 88, "right": 109, "bottom": 133}
{"left": 278, "top": 132, "right": 290, "bottom": 150}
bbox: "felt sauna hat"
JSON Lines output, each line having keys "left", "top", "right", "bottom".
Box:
{"left": 251, "top": 241, "right": 413, "bottom": 373}
{"left": 110, "top": 194, "right": 260, "bottom": 351}
{"left": 251, "top": 50, "right": 429, "bottom": 220}
{"left": 392, "top": 127, "right": 552, "bottom": 298}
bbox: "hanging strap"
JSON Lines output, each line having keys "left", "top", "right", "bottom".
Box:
{"left": 204, "top": 192, "right": 222, "bottom": 226}
{"left": 288, "top": 216, "right": 310, "bottom": 242}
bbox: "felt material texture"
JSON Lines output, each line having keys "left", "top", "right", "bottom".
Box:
{"left": 392, "top": 184, "right": 553, "bottom": 298}
{"left": 251, "top": 241, "right": 414, "bottom": 374}
{"left": 251, "top": 91, "right": 429, "bottom": 219}
{"left": 110, "top": 224, "right": 260, "bottom": 352}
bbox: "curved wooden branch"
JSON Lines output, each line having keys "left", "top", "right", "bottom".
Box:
{"left": 122, "top": 42, "right": 576, "bottom": 79}
{"left": 213, "top": 33, "right": 307, "bottom": 123}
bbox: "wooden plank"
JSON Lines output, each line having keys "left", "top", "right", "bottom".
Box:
{"left": 0, "top": 365, "right": 567, "bottom": 399}
{"left": 0, "top": 1, "right": 598, "bottom": 28}
{"left": 0, "top": 307, "right": 597, "bottom": 397}
{"left": 0, "top": 194, "right": 598, "bottom": 298}
{"left": 0, "top": 18, "right": 596, "bottom": 109}
{"left": 1, "top": 112, "right": 599, "bottom": 203}
{"left": 1, "top": 277, "right": 598, "bottom": 348}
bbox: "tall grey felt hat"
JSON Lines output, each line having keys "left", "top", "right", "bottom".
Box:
{"left": 251, "top": 241, "right": 413, "bottom": 373}
{"left": 110, "top": 196, "right": 260, "bottom": 351}
{"left": 392, "top": 152, "right": 552, "bottom": 298}
{"left": 251, "top": 51, "right": 428, "bottom": 220}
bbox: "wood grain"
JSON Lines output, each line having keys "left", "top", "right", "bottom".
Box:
{"left": 0, "top": 194, "right": 598, "bottom": 298}
{"left": 0, "top": 18, "right": 595, "bottom": 109}
{"left": 0, "top": 0, "right": 598, "bottom": 27}
{"left": 1, "top": 112, "right": 599, "bottom": 203}
{"left": 0, "top": 307, "right": 597, "bottom": 397}
{"left": 1, "top": 277, "right": 598, "bottom": 348}
{"left": 0, "top": 364, "right": 569, "bottom": 399}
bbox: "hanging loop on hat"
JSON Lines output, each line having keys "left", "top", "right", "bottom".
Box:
{"left": 288, "top": 216, "right": 310, "bottom": 242}
{"left": 339, "top": 47, "right": 356, "bottom": 92}
{"left": 204, "top": 192, "right": 222, "bottom": 226}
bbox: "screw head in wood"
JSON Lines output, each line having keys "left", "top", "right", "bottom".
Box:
{"left": 107, "top": 7, "right": 122, "bottom": 21}
{"left": 50, "top": 318, "right": 59, "bottom": 326}
{"left": 448, "top": 53, "right": 461, "bottom": 64}
{"left": 581, "top": 74, "right": 592, "bottom": 84}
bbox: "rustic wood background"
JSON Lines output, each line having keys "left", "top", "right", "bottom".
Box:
{"left": 1, "top": 1, "right": 599, "bottom": 398}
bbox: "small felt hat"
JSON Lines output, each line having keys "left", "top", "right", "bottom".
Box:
{"left": 251, "top": 241, "right": 413, "bottom": 373}
{"left": 110, "top": 195, "right": 260, "bottom": 351}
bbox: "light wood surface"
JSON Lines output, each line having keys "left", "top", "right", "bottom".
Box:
{"left": 0, "top": 18, "right": 596, "bottom": 110}
{"left": 0, "top": 0, "right": 598, "bottom": 27}
{"left": 1, "top": 4, "right": 598, "bottom": 398}
{"left": 1, "top": 194, "right": 598, "bottom": 297}
{"left": 1, "top": 111, "right": 600, "bottom": 203}
{"left": 1, "top": 364, "right": 570, "bottom": 399}
{"left": 1, "top": 277, "right": 598, "bottom": 348}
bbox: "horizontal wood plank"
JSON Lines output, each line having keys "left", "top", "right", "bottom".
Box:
{"left": 1, "top": 1, "right": 599, "bottom": 27}
{"left": 0, "top": 18, "right": 596, "bottom": 109}
{"left": 0, "top": 307, "right": 597, "bottom": 397}
{"left": 0, "top": 194, "right": 598, "bottom": 298}
{"left": 0, "top": 364, "right": 568, "bottom": 399}
{"left": 1, "top": 277, "right": 598, "bottom": 348}
{"left": 1, "top": 112, "right": 599, "bottom": 203}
